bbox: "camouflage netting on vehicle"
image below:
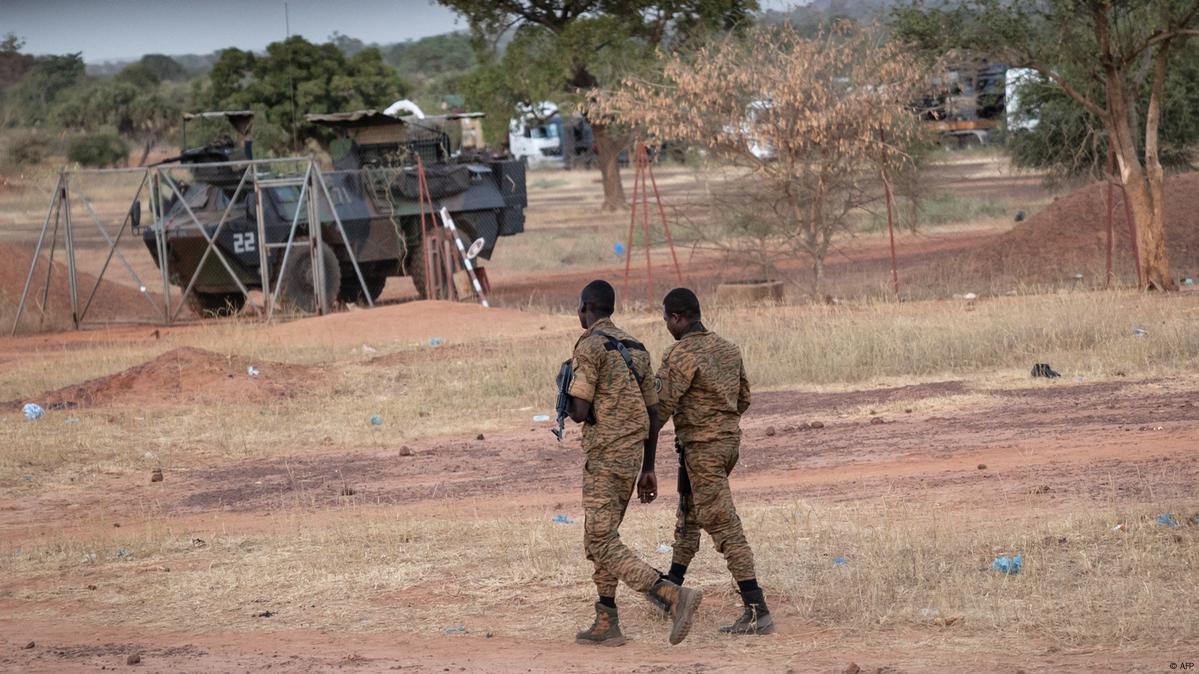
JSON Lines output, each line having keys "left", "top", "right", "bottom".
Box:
{"left": 393, "top": 164, "right": 472, "bottom": 200}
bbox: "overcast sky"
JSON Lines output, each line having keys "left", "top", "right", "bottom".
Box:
{"left": 1, "top": 0, "right": 807, "bottom": 63}
{"left": 0, "top": 0, "right": 466, "bottom": 62}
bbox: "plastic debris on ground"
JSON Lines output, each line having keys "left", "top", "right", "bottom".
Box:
{"left": 1156, "top": 513, "right": 1179, "bottom": 527}
{"left": 657, "top": 543, "right": 672, "bottom": 554}
{"left": 552, "top": 514, "right": 575, "bottom": 524}
{"left": 370, "top": 415, "right": 383, "bottom": 426}
{"left": 22, "top": 403, "right": 45, "bottom": 421}
{"left": 246, "top": 366, "right": 260, "bottom": 377}
{"left": 832, "top": 556, "right": 850, "bottom": 566}
{"left": 1133, "top": 327, "right": 1147, "bottom": 337}
{"left": 613, "top": 241, "right": 625, "bottom": 257}
{"left": 429, "top": 337, "right": 444, "bottom": 346}
{"left": 444, "top": 625, "right": 467, "bottom": 634}
{"left": 990, "top": 554, "right": 1023, "bottom": 575}
{"left": 361, "top": 344, "right": 378, "bottom": 354}
{"left": 532, "top": 414, "right": 550, "bottom": 422}
{"left": 64, "top": 417, "right": 80, "bottom": 425}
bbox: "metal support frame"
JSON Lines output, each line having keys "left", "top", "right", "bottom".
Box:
{"left": 621, "top": 141, "right": 684, "bottom": 307}
{"left": 9, "top": 156, "right": 377, "bottom": 334}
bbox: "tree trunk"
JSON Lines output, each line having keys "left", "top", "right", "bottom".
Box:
{"left": 592, "top": 122, "right": 626, "bottom": 211}
{"left": 1106, "top": 69, "right": 1175, "bottom": 291}
{"left": 811, "top": 255, "right": 825, "bottom": 298}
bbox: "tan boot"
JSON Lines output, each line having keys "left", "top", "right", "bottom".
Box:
{"left": 575, "top": 602, "right": 626, "bottom": 646}
{"left": 646, "top": 579, "right": 703, "bottom": 645}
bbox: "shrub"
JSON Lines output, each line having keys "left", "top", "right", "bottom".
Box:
{"left": 67, "top": 133, "right": 128, "bottom": 168}
{"left": 4, "top": 130, "right": 51, "bottom": 166}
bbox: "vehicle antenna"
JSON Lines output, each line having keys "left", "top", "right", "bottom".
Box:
{"left": 285, "top": 1, "right": 299, "bottom": 152}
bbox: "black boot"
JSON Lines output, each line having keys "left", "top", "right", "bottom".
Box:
{"left": 719, "top": 588, "right": 774, "bottom": 635}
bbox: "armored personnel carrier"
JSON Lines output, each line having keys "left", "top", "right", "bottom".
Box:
{"left": 143, "top": 109, "right": 526, "bottom": 315}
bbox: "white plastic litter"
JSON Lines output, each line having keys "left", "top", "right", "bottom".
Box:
{"left": 22, "top": 403, "right": 45, "bottom": 420}
{"left": 247, "top": 366, "right": 260, "bottom": 377}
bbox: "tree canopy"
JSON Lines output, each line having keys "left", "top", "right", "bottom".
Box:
{"left": 439, "top": 0, "right": 760, "bottom": 209}
{"left": 199, "top": 36, "right": 409, "bottom": 153}
{"left": 892, "top": 0, "right": 1199, "bottom": 291}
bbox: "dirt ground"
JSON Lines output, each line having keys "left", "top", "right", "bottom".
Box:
{"left": 1, "top": 159, "right": 1197, "bottom": 673}
{"left": 1, "top": 332, "right": 1197, "bottom": 671}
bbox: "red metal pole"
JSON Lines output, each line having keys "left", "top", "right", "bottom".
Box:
{"left": 880, "top": 128, "right": 899, "bottom": 298}
{"left": 621, "top": 141, "right": 640, "bottom": 301}
{"left": 646, "top": 151, "right": 683, "bottom": 285}
{"left": 416, "top": 156, "right": 435, "bottom": 299}
{"left": 1105, "top": 147, "right": 1114, "bottom": 288}
{"left": 640, "top": 144, "right": 654, "bottom": 307}
{"left": 1120, "top": 183, "right": 1141, "bottom": 289}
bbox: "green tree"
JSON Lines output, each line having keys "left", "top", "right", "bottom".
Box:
{"left": 201, "top": 36, "right": 407, "bottom": 153}
{"left": 1007, "top": 49, "right": 1199, "bottom": 182}
{"left": 893, "top": 0, "right": 1199, "bottom": 291}
{"left": 3, "top": 52, "right": 85, "bottom": 126}
{"left": 438, "top": 0, "right": 759, "bottom": 211}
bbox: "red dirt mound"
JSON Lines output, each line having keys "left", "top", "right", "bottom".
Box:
{"left": 969, "top": 172, "right": 1199, "bottom": 284}
{"left": 0, "top": 242, "right": 167, "bottom": 331}
{"left": 22, "top": 347, "right": 322, "bottom": 409}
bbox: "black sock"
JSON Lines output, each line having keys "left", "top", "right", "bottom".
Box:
{"left": 598, "top": 595, "right": 616, "bottom": 608}
{"left": 667, "top": 562, "right": 688, "bottom": 584}
{"left": 736, "top": 578, "right": 760, "bottom": 594}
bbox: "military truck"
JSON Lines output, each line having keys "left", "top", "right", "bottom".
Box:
{"left": 142, "top": 109, "right": 526, "bottom": 315}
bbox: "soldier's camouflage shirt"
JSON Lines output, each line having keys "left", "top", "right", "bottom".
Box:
{"left": 656, "top": 329, "right": 750, "bottom": 445}
{"left": 568, "top": 318, "right": 658, "bottom": 457}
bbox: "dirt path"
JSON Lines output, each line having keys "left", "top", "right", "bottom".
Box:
{"left": 0, "top": 377, "right": 1194, "bottom": 673}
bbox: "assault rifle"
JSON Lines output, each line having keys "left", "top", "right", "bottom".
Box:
{"left": 552, "top": 359, "right": 573, "bottom": 441}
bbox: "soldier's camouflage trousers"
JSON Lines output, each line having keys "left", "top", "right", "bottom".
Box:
{"left": 672, "top": 438, "right": 757, "bottom": 581}
{"left": 583, "top": 449, "right": 661, "bottom": 597}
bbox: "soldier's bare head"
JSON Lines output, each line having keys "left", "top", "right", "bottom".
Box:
{"left": 578, "top": 280, "right": 616, "bottom": 328}
{"left": 663, "top": 287, "right": 702, "bottom": 340}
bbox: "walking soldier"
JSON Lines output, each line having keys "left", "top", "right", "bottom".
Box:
{"left": 562, "top": 280, "right": 702, "bottom": 646}
{"left": 648, "top": 287, "right": 774, "bottom": 635}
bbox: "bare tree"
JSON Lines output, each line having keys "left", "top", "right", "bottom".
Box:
{"left": 594, "top": 24, "right": 925, "bottom": 294}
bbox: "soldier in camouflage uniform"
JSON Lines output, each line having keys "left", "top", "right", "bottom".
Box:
{"left": 647, "top": 287, "right": 774, "bottom": 635}
{"left": 563, "top": 280, "right": 702, "bottom": 646}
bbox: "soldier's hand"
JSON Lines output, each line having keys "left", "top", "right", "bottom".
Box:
{"left": 637, "top": 470, "right": 658, "bottom": 503}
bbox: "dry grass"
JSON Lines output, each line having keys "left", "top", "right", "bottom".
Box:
{"left": 2, "top": 498, "right": 1195, "bottom": 652}
{"left": 4, "top": 291, "right": 1198, "bottom": 484}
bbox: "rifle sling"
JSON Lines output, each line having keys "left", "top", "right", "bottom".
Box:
{"left": 593, "top": 331, "right": 645, "bottom": 386}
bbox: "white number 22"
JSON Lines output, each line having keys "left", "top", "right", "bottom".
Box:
{"left": 233, "top": 232, "right": 256, "bottom": 254}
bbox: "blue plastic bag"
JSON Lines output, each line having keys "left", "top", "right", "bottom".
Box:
{"left": 22, "top": 403, "right": 45, "bottom": 421}
{"left": 552, "top": 514, "right": 575, "bottom": 524}
{"left": 1156, "top": 513, "right": 1179, "bottom": 527}
{"left": 832, "top": 556, "right": 850, "bottom": 566}
{"left": 991, "top": 554, "right": 1023, "bottom": 575}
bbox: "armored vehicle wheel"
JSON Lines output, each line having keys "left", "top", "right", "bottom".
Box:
{"left": 338, "top": 274, "right": 387, "bottom": 304}
{"left": 187, "top": 291, "right": 246, "bottom": 317}
{"left": 277, "top": 240, "right": 341, "bottom": 314}
{"left": 406, "top": 237, "right": 456, "bottom": 300}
